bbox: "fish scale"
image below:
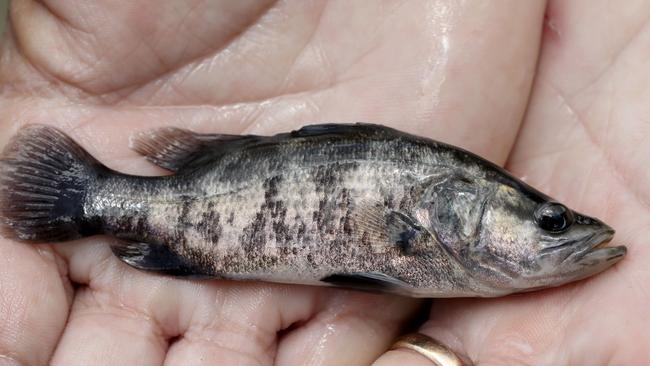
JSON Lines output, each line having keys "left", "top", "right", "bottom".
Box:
{"left": 0, "top": 123, "right": 626, "bottom": 297}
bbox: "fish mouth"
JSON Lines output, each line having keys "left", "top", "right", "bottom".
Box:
{"left": 523, "top": 229, "right": 626, "bottom": 290}
{"left": 572, "top": 229, "right": 627, "bottom": 266}
{"left": 540, "top": 229, "right": 626, "bottom": 266}
{"left": 526, "top": 228, "right": 627, "bottom": 291}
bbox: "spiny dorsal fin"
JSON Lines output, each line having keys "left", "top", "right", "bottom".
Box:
{"left": 130, "top": 127, "right": 259, "bottom": 172}
{"left": 291, "top": 123, "right": 400, "bottom": 139}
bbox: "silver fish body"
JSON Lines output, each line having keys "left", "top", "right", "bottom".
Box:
{"left": 0, "top": 123, "right": 626, "bottom": 297}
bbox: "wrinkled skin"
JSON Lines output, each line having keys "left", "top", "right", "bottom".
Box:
{"left": 0, "top": 1, "right": 648, "bottom": 365}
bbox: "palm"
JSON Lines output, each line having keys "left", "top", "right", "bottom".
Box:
{"left": 0, "top": 1, "right": 647, "bottom": 365}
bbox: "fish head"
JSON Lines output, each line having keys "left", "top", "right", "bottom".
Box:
{"left": 419, "top": 173, "right": 626, "bottom": 295}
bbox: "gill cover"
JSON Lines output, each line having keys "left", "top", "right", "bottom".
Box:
{"left": 420, "top": 171, "right": 493, "bottom": 253}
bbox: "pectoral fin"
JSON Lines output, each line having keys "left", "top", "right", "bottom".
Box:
{"left": 385, "top": 211, "right": 425, "bottom": 254}
{"left": 353, "top": 201, "right": 428, "bottom": 254}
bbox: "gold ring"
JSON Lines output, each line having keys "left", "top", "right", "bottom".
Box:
{"left": 390, "top": 333, "right": 467, "bottom": 366}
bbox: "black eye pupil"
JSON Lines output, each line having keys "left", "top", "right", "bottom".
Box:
{"left": 535, "top": 203, "right": 574, "bottom": 233}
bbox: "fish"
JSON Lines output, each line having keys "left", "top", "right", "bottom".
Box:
{"left": 0, "top": 123, "right": 627, "bottom": 297}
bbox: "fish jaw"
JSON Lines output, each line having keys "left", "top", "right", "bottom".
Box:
{"left": 518, "top": 229, "right": 627, "bottom": 291}
{"left": 570, "top": 230, "right": 627, "bottom": 279}
{"left": 559, "top": 228, "right": 626, "bottom": 270}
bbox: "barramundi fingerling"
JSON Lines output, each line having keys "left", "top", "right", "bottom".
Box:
{"left": 0, "top": 123, "right": 627, "bottom": 297}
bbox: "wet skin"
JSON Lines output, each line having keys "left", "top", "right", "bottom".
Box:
{"left": 0, "top": 1, "right": 649, "bottom": 365}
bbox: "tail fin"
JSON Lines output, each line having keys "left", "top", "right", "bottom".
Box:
{"left": 0, "top": 125, "right": 102, "bottom": 242}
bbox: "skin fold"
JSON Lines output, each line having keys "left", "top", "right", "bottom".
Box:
{"left": 0, "top": 0, "right": 648, "bottom": 365}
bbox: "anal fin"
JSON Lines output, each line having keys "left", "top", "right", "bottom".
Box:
{"left": 111, "top": 241, "right": 210, "bottom": 278}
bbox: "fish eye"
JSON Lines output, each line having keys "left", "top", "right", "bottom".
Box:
{"left": 534, "top": 202, "right": 574, "bottom": 233}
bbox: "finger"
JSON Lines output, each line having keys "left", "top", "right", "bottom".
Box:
{"left": 161, "top": 283, "right": 322, "bottom": 365}
{"left": 50, "top": 240, "right": 170, "bottom": 365}
{"left": 373, "top": 299, "right": 531, "bottom": 366}
{"left": 374, "top": 331, "right": 472, "bottom": 366}
{"left": 275, "top": 292, "right": 421, "bottom": 366}
{"left": 50, "top": 287, "right": 168, "bottom": 366}
{"left": 0, "top": 240, "right": 71, "bottom": 365}
{"left": 373, "top": 351, "right": 434, "bottom": 366}
{"left": 373, "top": 323, "right": 472, "bottom": 366}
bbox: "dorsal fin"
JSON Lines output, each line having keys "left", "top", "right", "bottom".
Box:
{"left": 130, "top": 127, "right": 260, "bottom": 172}
{"left": 131, "top": 123, "right": 401, "bottom": 173}
{"left": 291, "top": 123, "right": 400, "bottom": 139}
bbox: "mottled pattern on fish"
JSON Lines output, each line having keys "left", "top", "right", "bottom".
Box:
{"left": 0, "top": 123, "right": 627, "bottom": 297}
{"left": 88, "top": 129, "right": 473, "bottom": 294}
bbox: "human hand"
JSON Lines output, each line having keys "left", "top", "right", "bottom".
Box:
{"left": 0, "top": 1, "right": 646, "bottom": 365}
